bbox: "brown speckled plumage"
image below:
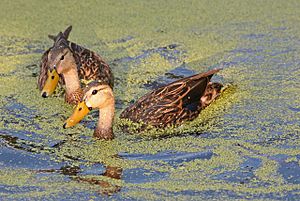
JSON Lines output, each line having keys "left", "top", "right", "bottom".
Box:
{"left": 65, "top": 88, "right": 83, "bottom": 105}
{"left": 201, "top": 82, "right": 223, "bottom": 108}
{"left": 94, "top": 127, "right": 114, "bottom": 140}
{"left": 37, "top": 26, "right": 114, "bottom": 102}
{"left": 69, "top": 41, "right": 114, "bottom": 88}
{"left": 120, "top": 69, "right": 223, "bottom": 128}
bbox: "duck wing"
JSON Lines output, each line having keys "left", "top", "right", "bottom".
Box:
{"left": 120, "top": 68, "right": 221, "bottom": 127}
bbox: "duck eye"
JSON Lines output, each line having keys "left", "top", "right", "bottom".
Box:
{"left": 92, "top": 90, "right": 98, "bottom": 95}
{"left": 60, "top": 55, "right": 64, "bottom": 60}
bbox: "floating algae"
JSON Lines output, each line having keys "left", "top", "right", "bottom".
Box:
{"left": 1, "top": 0, "right": 300, "bottom": 200}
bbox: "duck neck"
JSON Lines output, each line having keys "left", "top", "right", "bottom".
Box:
{"left": 94, "top": 99, "right": 115, "bottom": 140}
{"left": 63, "top": 67, "right": 82, "bottom": 104}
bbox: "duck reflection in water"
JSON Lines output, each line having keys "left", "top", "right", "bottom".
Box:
{"left": 0, "top": 133, "right": 122, "bottom": 196}
{"left": 39, "top": 164, "right": 123, "bottom": 196}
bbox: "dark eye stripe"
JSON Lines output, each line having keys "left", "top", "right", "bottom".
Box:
{"left": 97, "top": 87, "right": 107, "bottom": 91}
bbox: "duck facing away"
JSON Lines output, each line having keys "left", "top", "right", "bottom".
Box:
{"left": 63, "top": 69, "right": 223, "bottom": 140}
{"left": 38, "top": 25, "right": 114, "bottom": 104}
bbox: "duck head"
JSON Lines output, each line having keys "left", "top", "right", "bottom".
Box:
{"left": 63, "top": 82, "right": 115, "bottom": 128}
{"left": 41, "top": 26, "right": 75, "bottom": 98}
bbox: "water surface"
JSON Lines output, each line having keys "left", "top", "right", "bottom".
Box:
{"left": 0, "top": 0, "right": 300, "bottom": 200}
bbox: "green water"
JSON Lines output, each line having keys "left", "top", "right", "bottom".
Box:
{"left": 0, "top": 0, "right": 300, "bottom": 200}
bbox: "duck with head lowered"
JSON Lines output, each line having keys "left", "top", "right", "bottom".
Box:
{"left": 63, "top": 68, "right": 223, "bottom": 140}
{"left": 38, "top": 26, "right": 114, "bottom": 104}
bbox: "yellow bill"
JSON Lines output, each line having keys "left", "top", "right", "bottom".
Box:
{"left": 63, "top": 101, "right": 91, "bottom": 128}
{"left": 41, "top": 69, "right": 59, "bottom": 98}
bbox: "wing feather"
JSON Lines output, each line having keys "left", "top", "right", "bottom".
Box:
{"left": 120, "top": 69, "right": 221, "bottom": 127}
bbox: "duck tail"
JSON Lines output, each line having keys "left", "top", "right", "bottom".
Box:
{"left": 200, "top": 82, "right": 223, "bottom": 108}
